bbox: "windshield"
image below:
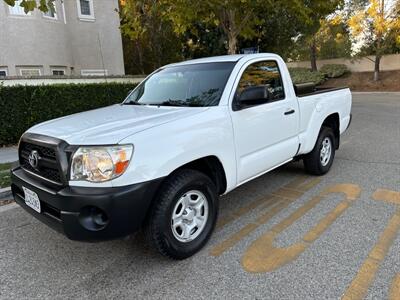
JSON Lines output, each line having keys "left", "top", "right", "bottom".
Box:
{"left": 123, "top": 62, "right": 235, "bottom": 107}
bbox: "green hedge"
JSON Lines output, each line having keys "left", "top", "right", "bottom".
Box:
{"left": 320, "top": 64, "right": 348, "bottom": 78}
{"left": 288, "top": 68, "right": 326, "bottom": 85}
{"left": 0, "top": 83, "right": 137, "bottom": 146}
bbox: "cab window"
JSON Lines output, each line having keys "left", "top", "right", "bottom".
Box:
{"left": 236, "top": 60, "right": 285, "bottom": 103}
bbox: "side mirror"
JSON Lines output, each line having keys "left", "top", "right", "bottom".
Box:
{"left": 237, "top": 86, "right": 270, "bottom": 108}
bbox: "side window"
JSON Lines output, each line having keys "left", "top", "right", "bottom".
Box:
{"left": 236, "top": 60, "right": 285, "bottom": 103}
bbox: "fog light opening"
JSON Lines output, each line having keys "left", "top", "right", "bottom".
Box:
{"left": 93, "top": 211, "right": 108, "bottom": 227}
{"left": 79, "top": 206, "right": 109, "bottom": 231}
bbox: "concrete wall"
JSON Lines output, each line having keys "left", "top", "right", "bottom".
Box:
{"left": 0, "top": 0, "right": 124, "bottom": 76}
{"left": 287, "top": 54, "right": 400, "bottom": 72}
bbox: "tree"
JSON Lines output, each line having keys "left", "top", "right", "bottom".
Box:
{"left": 288, "top": 14, "right": 352, "bottom": 63}
{"left": 2, "top": 0, "right": 55, "bottom": 13}
{"left": 161, "top": 0, "right": 271, "bottom": 55}
{"left": 348, "top": 0, "right": 400, "bottom": 80}
{"left": 248, "top": 1, "right": 309, "bottom": 60}
{"left": 181, "top": 22, "right": 227, "bottom": 59}
{"left": 297, "top": 0, "right": 345, "bottom": 71}
{"left": 119, "top": 0, "right": 183, "bottom": 74}
{"left": 317, "top": 15, "right": 352, "bottom": 59}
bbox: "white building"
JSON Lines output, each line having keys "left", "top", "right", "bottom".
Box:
{"left": 0, "top": 0, "right": 125, "bottom": 77}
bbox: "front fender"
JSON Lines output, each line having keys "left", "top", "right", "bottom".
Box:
{"left": 113, "top": 107, "right": 237, "bottom": 191}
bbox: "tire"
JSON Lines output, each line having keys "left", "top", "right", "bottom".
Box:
{"left": 146, "top": 169, "right": 219, "bottom": 259}
{"left": 303, "top": 126, "right": 336, "bottom": 176}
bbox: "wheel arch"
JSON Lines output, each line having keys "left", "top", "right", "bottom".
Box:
{"left": 321, "top": 113, "right": 340, "bottom": 149}
{"left": 170, "top": 156, "right": 228, "bottom": 195}
{"left": 300, "top": 112, "right": 341, "bottom": 155}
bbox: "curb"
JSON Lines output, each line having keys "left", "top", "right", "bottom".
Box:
{"left": 0, "top": 187, "right": 12, "bottom": 200}
{"left": 0, "top": 203, "right": 18, "bottom": 213}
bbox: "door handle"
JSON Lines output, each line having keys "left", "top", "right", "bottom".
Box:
{"left": 284, "top": 109, "right": 295, "bottom": 115}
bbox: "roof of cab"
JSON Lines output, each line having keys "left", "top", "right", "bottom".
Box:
{"left": 164, "top": 53, "right": 278, "bottom": 68}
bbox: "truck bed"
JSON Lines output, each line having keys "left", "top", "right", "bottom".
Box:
{"left": 294, "top": 83, "right": 349, "bottom": 98}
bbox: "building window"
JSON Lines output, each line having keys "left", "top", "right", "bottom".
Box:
{"left": 76, "top": 0, "right": 95, "bottom": 21}
{"left": 52, "top": 69, "right": 65, "bottom": 76}
{"left": 51, "top": 66, "right": 67, "bottom": 76}
{"left": 0, "top": 68, "right": 8, "bottom": 77}
{"left": 43, "top": 2, "right": 57, "bottom": 19}
{"left": 81, "top": 69, "right": 108, "bottom": 76}
{"left": 20, "top": 69, "right": 41, "bottom": 77}
{"left": 8, "top": 0, "right": 31, "bottom": 15}
{"left": 80, "top": 0, "right": 90, "bottom": 15}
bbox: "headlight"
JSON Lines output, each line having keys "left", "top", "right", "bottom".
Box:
{"left": 70, "top": 145, "right": 133, "bottom": 182}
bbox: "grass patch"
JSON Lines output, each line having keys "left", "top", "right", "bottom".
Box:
{"left": 0, "top": 162, "right": 12, "bottom": 172}
{"left": 0, "top": 162, "right": 14, "bottom": 188}
{"left": 0, "top": 172, "right": 11, "bottom": 188}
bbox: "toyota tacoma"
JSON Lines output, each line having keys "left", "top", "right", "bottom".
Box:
{"left": 11, "top": 53, "right": 352, "bottom": 259}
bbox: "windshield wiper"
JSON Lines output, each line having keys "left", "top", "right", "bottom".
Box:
{"left": 148, "top": 99, "right": 203, "bottom": 107}
{"left": 123, "top": 101, "right": 144, "bottom": 105}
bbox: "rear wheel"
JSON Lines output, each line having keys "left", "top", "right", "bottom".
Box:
{"left": 303, "top": 127, "right": 336, "bottom": 175}
{"left": 146, "top": 169, "right": 218, "bottom": 259}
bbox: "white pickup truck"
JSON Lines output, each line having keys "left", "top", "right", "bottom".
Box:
{"left": 11, "top": 53, "right": 352, "bottom": 259}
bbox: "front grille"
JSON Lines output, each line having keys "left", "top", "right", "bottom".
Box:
{"left": 19, "top": 141, "right": 62, "bottom": 184}
{"left": 21, "top": 142, "right": 57, "bottom": 159}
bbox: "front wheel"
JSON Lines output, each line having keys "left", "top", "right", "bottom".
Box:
{"left": 303, "top": 127, "right": 336, "bottom": 175}
{"left": 146, "top": 169, "right": 218, "bottom": 259}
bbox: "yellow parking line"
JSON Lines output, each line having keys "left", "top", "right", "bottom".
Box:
{"left": 296, "top": 178, "right": 325, "bottom": 192}
{"left": 216, "top": 194, "right": 277, "bottom": 230}
{"left": 342, "top": 210, "right": 400, "bottom": 300}
{"left": 284, "top": 175, "right": 313, "bottom": 190}
{"left": 373, "top": 189, "right": 400, "bottom": 205}
{"left": 390, "top": 274, "right": 400, "bottom": 300}
{"left": 215, "top": 176, "right": 319, "bottom": 231}
{"left": 211, "top": 198, "right": 290, "bottom": 256}
{"left": 342, "top": 188, "right": 400, "bottom": 300}
{"left": 210, "top": 177, "right": 321, "bottom": 256}
{"left": 270, "top": 187, "right": 305, "bottom": 200}
{"left": 241, "top": 184, "right": 361, "bottom": 273}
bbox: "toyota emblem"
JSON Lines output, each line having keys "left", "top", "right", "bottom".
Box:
{"left": 28, "top": 150, "right": 40, "bottom": 169}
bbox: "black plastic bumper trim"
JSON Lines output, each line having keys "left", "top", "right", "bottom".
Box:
{"left": 11, "top": 166, "right": 164, "bottom": 241}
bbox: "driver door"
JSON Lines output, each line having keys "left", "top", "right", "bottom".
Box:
{"left": 230, "top": 60, "right": 299, "bottom": 184}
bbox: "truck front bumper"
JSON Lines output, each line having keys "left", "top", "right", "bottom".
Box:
{"left": 11, "top": 166, "right": 163, "bottom": 241}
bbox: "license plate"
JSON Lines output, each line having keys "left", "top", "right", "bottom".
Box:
{"left": 22, "top": 187, "right": 41, "bottom": 213}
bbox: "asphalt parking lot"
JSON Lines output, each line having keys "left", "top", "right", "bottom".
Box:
{"left": 0, "top": 93, "right": 399, "bottom": 299}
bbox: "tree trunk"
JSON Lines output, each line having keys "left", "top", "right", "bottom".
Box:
{"left": 310, "top": 38, "right": 318, "bottom": 72}
{"left": 228, "top": 32, "right": 238, "bottom": 55}
{"left": 374, "top": 55, "right": 381, "bottom": 81}
{"left": 135, "top": 40, "right": 145, "bottom": 75}
{"left": 373, "top": 0, "right": 384, "bottom": 81}
{"left": 224, "top": 9, "right": 238, "bottom": 55}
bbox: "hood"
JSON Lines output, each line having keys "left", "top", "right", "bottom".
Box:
{"left": 27, "top": 104, "right": 208, "bottom": 145}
